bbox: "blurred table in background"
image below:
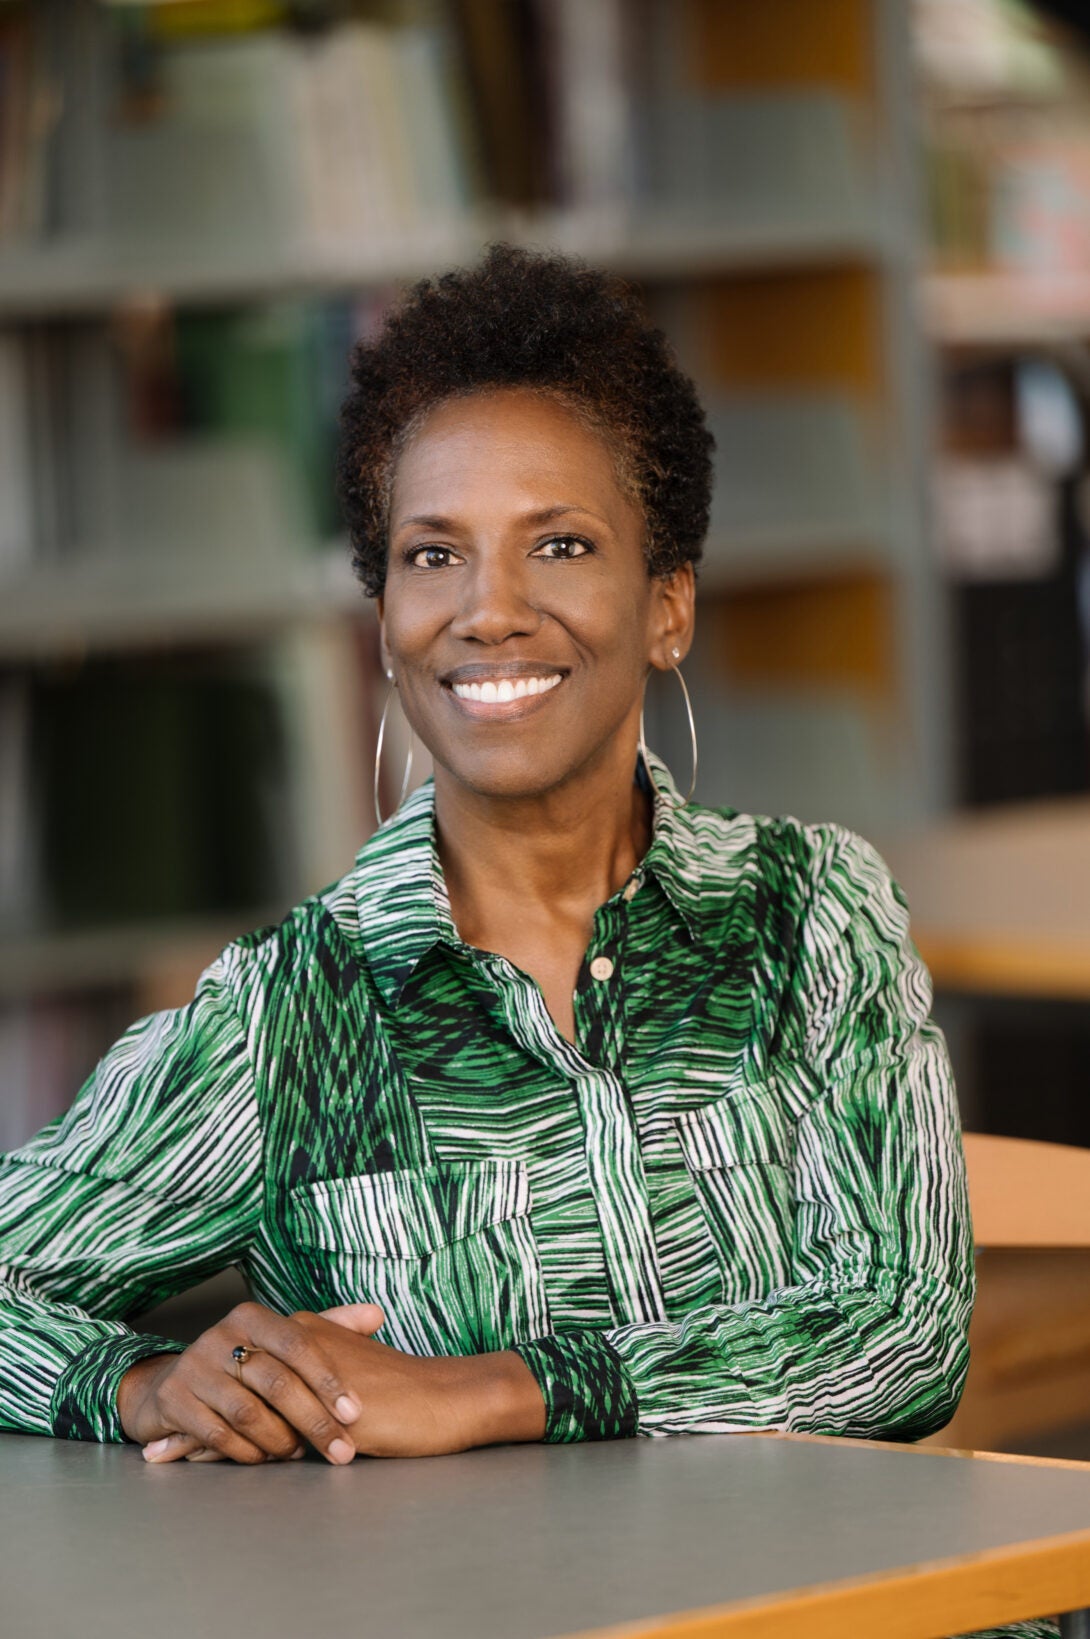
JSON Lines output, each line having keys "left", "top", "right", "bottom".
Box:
{"left": 885, "top": 802, "right": 1090, "bottom": 1459}
{"left": 881, "top": 798, "right": 1090, "bottom": 999}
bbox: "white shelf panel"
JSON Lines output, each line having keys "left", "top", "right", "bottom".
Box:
{"left": 698, "top": 528, "right": 894, "bottom": 593}
{"left": 0, "top": 227, "right": 488, "bottom": 319}
{"left": 507, "top": 209, "right": 901, "bottom": 279}
{"left": 0, "top": 210, "right": 902, "bottom": 320}
{"left": 0, "top": 550, "right": 371, "bottom": 660}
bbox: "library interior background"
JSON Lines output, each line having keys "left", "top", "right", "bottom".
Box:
{"left": 3, "top": 0, "right": 1090, "bottom": 1459}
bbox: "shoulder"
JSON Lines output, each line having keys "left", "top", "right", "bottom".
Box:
{"left": 683, "top": 799, "right": 903, "bottom": 926}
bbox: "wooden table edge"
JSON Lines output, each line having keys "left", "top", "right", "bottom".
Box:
{"left": 557, "top": 1433, "right": 1090, "bottom": 1639}
{"left": 557, "top": 1524, "right": 1090, "bottom": 1639}
{"left": 913, "top": 931, "right": 1090, "bottom": 999}
{"left": 756, "top": 1428, "right": 1090, "bottom": 1471}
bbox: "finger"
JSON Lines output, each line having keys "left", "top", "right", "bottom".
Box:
{"left": 231, "top": 1302, "right": 363, "bottom": 1427}
{"left": 185, "top": 1443, "right": 304, "bottom": 1463}
{"left": 180, "top": 1455, "right": 301, "bottom": 1468}
{"left": 235, "top": 1351, "right": 358, "bottom": 1466}
{"left": 155, "top": 1383, "right": 270, "bottom": 1466}
{"left": 318, "top": 1302, "right": 386, "bottom": 1335}
{"left": 143, "top": 1432, "right": 202, "bottom": 1464}
{"left": 194, "top": 1369, "right": 314, "bottom": 1463}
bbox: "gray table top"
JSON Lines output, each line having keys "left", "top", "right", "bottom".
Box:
{"left": 4, "top": 1432, "right": 1090, "bottom": 1639}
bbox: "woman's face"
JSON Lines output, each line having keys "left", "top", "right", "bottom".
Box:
{"left": 378, "top": 388, "right": 693, "bottom": 802}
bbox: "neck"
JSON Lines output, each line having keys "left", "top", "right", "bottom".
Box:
{"left": 433, "top": 733, "right": 654, "bottom": 941}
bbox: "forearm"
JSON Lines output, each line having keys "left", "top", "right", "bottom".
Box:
{"left": 450, "top": 1349, "right": 547, "bottom": 1447}
{"left": 0, "top": 1276, "right": 185, "bottom": 1441}
{"left": 610, "top": 1268, "right": 971, "bottom": 1439}
{"left": 355, "top": 1347, "right": 547, "bottom": 1455}
{"left": 516, "top": 1267, "right": 971, "bottom": 1446}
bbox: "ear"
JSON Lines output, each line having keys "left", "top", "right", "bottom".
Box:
{"left": 648, "top": 562, "right": 696, "bottom": 671}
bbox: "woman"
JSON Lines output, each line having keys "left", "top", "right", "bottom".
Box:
{"left": 0, "top": 246, "right": 973, "bottom": 1470}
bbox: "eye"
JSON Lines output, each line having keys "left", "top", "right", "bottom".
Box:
{"left": 405, "top": 544, "right": 462, "bottom": 569}
{"left": 532, "top": 534, "right": 593, "bottom": 560}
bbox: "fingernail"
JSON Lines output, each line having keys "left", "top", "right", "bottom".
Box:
{"left": 142, "top": 1438, "right": 171, "bottom": 1460}
{"left": 290, "top": 1446, "right": 306, "bottom": 1460}
{"left": 334, "top": 1395, "right": 360, "bottom": 1422}
{"left": 328, "top": 1438, "right": 355, "bottom": 1464}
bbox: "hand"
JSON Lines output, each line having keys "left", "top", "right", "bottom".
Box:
{"left": 118, "top": 1299, "right": 384, "bottom": 1465}
{"left": 127, "top": 1302, "right": 546, "bottom": 1463}
{"left": 304, "top": 1304, "right": 548, "bottom": 1459}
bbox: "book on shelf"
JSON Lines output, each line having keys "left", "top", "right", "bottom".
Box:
{"left": 0, "top": 331, "right": 34, "bottom": 578}
{"left": 2, "top": 622, "right": 381, "bottom": 932}
{"left": 0, "top": 4, "right": 483, "bottom": 258}
{"left": 24, "top": 652, "right": 295, "bottom": 932}
{"left": 0, "top": 676, "right": 38, "bottom": 935}
{"left": 173, "top": 299, "right": 355, "bottom": 547}
{"left": 0, "top": 10, "right": 33, "bottom": 242}
{"left": 0, "top": 619, "right": 383, "bottom": 1141}
{"left": 0, "top": 292, "right": 366, "bottom": 599}
{"left": 918, "top": 0, "right": 1090, "bottom": 277}
{"left": 532, "top": 0, "right": 638, "bottom": 215}
{"left": 0, "top": 0, "right": 886, "bottom": 266}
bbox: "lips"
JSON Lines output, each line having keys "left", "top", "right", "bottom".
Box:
{"left": 439, "top": 663, "right": 568, "bottom": 718}
{"left": 452, "top": 673, "right": 561, "bottom": 703}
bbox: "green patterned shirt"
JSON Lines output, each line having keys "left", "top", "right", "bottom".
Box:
{"left": 0, "top": 753, "right": 974, "bottom": 1451}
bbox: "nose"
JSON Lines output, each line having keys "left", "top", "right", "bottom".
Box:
{"left": 448, "top": 553, "right": 543, "bottom": 645}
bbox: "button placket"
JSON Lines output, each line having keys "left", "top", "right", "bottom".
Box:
{"left": 478, "top": 917, "right": 665, "bottom": 1330}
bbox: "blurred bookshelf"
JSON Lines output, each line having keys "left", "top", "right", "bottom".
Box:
{"left": 908, "top": 0, "right": 1090, "bottom": 1200}
{"left": 914, "top": 0, "right": 1090, "bottom": 822}
{"left": 916, "top": 0, "right": 1090, "bottom": 344}
{"left": 0, "top": 0, "right": 946, "bottom": 1148}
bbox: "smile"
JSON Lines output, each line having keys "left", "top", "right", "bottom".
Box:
{"left": 450, "top": 674, "right": 562, "bottom": 703}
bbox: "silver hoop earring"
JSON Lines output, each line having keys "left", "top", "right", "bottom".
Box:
{"left": 638, "top": 661, "right": 698, "bottom": 807}
{"left": 373, "top": 676, "right": 415, "bottom": 826}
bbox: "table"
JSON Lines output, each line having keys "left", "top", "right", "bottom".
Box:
{"left": 878, "top": 798, "right": 1090, "bottom": 999}
{"left": 3, "top": 1431, "right": 1090, "bottom": 1639}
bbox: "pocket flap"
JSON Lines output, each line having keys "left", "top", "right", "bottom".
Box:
{"left": 675, "top": 1086, "right": 793, "bottom": 1171}
{"left": 288, "top": 1159, "right": 531, "bottom": 1260}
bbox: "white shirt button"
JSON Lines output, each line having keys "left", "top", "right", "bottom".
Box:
{"left": 622, "top": 879, "right": 639, "bottom": 902}
{"left": 589, "top": 956, "right": 615, "bottom": 982}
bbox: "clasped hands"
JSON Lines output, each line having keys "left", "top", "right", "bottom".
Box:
{"left": 117, "top": 1300, "right": 546, "bottom": 1466}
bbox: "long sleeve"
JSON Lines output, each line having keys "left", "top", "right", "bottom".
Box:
{"left": 515, "top": 829, "right": 975, "bottom": 1444}
{"left": 0, "top": 946, "right": 264, "bottom": 1443}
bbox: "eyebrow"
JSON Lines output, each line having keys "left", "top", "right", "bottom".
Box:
{"left": 395, "top": 503, "right": 609, "bottom": 532}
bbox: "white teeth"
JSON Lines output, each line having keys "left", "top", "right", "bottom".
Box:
{"left": 451, "top": 673, "right": 563, "bottom": 703}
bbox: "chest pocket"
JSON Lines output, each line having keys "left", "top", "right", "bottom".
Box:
{"left": 286, "top": 1159, "right": 551, "bottom": 1358}
{"left": 674, "top": 1086, "right": 796, "bottom": 1304}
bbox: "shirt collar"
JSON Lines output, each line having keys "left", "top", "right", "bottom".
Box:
{"left": 635, "top": 752, "right": 706, "bottom": 943}
{"left": 351, "top": 777, "right": 453, "bottom": 1009}
{"left": 351, "top": 750, "right": 707, "bottom": 1010}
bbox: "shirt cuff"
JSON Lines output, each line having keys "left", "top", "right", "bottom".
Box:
{"left": 50, "top": 1332, "right": 187, "bottom": 1444}
{"left": 513, "top": 1330, "right": 638, "bottom": 1442}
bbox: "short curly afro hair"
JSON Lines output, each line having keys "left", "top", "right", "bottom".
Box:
{"left": 336, "top": 243, "right": 714, "bottom": 598}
